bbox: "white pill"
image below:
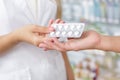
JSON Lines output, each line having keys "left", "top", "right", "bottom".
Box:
{"left": 74, "top": 31, "right": 80, "bottom": 36}
{"left": 49, "top": 23, "right": 85, "bottom": 38}
{"left": 70, "top": 25, "right": 75, "bottom": 30}
{"left": 58, "top": 25, "right": 63, "bottom": 30}
{"left": 50, "top": 32, "right": 55, "bottom": 36}
{"left": 67, "top": 31, "right": 73, "bottom": 37}
{"left": 62, "top": 31, "right": 66, "bottom": 36}
{"left": 53, "top": 25, "right": 57, "bottom": 29}
{"left": 64, "top": 25, "right": 68, "bottom": 30}
{"left": 56, "top": 31, "right": 60, "bottom": 36}
{"left": 76, "top": 25, "right": 81, "bottom": 30}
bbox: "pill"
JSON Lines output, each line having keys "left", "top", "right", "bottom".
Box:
{"left": 49, "top": 23, "right": 85, "bottom": 39}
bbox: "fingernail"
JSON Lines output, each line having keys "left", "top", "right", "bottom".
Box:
{"left": 50, "top": 19, "right": 53, "bottom": 22}
{"left": 39, "top": 44, "right": 43, "bottom": 48}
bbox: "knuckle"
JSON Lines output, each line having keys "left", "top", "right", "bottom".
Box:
{"left": 33, "top": 25, "right": 38, "bottom": 29}
{"left": 32, "top": 37, "right": 39, "bottom": 46}
{"left": 41, "top": 27, "right": 48, "bottom": 32}
{"left": 31, "top": 25, "right": 38, "bottom": 31}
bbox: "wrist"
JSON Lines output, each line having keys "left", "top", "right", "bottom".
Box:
{"left": 10, "top": 31, "right": 21, "bottom": 44}
{"left": 94, "top": 35, "right": 102, "bottom": 49}
{"left": 95, "top": 35, "right": 112, "bottom": 51}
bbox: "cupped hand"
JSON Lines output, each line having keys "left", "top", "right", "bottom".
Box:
{"left": 39, "top": 30, "right": 101, "bottom": 52}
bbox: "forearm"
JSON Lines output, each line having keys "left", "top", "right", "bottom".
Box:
{"left": 0, "top": 32, "right": 18, "bottom": 53}
{"left": 96, "top": 35, "right": 120, "bottom": 52}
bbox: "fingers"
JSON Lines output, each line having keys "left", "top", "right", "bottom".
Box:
{"left": 35, "top": 19, "right": 65, "bottom": 50}
{"left": 32, "top": 36, "right": 45, "bottom": 47}
{"left": 48, "top": 19, "right": 54, "bottom": 27}
{"left": 54, "top": 19, "right": 65, "bottom": 24}
{"left": 48, "top": 19, "right": 65, "bottom": 26}
{"left": 39, "top": 38, "right": 67, "bottom": 52}
{"left": 32, "top": 19, "right": 65, "bottom": 34}
{"left": 52, "top": 38, "right": 66, "bottom": 51}
{"left": 52, "top": 38, "right": 64, "bottom": 48}
{"left": 33, "top": 26, "right": 54, "bottom": 33}
{"left": 59, "top": 20, "right": 65, "bottom": 24}
{"left": 48, "top": 19, "right": 61, "bottom": 28}
{"left": 39, "top": 40, "right": 53, "bottom": 50}
{"left": 44, "top": 39, "right": 60, "bottom": 50}
{"left": 47, "top": 19, "right": 64, "bottom": 33}
{"left": 54, "top": 19, "right": 61, "bottom": 23}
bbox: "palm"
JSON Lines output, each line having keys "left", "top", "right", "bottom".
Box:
{"left": 39, "top": 19, "right": 101, "bottom": 51}
{"left": 62, "top": 30, "right": 101, "bottom": 51}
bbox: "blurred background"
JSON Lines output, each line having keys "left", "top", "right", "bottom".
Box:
{"left": 58, "top": 0, "right": 120, "bottom": 80}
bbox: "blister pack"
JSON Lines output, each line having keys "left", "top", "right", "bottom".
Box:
{"left": 48, "top": 23, "right": 85, "bottom": 42}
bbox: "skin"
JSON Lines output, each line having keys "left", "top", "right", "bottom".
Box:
{"left": 0, "top": 19, "right": 74, "bottom": 80}
{"left": 0, "top": 19, "right": 65, "bottom": 53}
{"left": 40, "top": 25, "right": 120, "bottom": 53}
{"left": 0, "top": 25, "right": 54, "bottom": 53}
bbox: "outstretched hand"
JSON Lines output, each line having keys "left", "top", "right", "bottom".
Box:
{"left": 39, "top": 30, "right": 101, "bottom": 52}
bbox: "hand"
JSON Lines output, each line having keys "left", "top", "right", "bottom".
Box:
{"left": 13, "top": 24, "right": 54, "bottom": 47}
{"left": 38, "top": 19, "right": 64, "bottom": 50}
{"left": 39, "top": 30, "right": 101, "bottom": 52}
